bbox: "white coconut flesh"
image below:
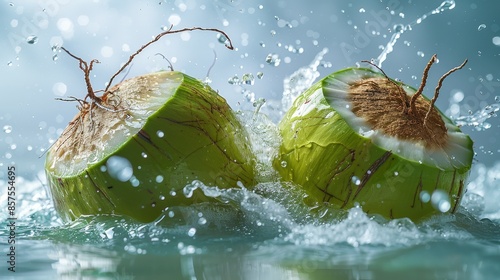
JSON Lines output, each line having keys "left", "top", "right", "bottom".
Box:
{"left": 321, "top": 68, "right": 473, "bottom": 171}
{"left": 47, "top": 71, "right": 183, "bottom": 177}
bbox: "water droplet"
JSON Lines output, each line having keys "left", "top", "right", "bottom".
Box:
{"left": 437, "top": 0, "right": 455, "bottom": 12}
{"left": 493, "top": 36, "right": 500, "bottom": 46}
{"left": 130, "top": 176, "right": 140, "bottom": 187}
{"left": 198, "top": 217, "right": 207, "bottom": 225}
{"left": 257, "top": 72, "right": 264, "bottom": 79}
{"left": 265, "top": 53, "right": 281, "bottom": 66}
{"left": 478, "top": 24, "right": 487, "bottom": 31}
{"left": 359, "top": 8, "right": 365, "bottom": 13}
{"left": 3, "top": 125, "right": 12, "bottom": 133}
{"left": 217, "top": 33, "right": 229, "bottom": 45}
{"left": 7, "top": 61, "right": 12, "bottom": 66}
{"left": 141, "top": 152, "right": 148, "bottom": 158}
{"left": 106, "top": 156, "right": 133, "bottom": 182}
{"left": 393, "top": 24, "right": 405, "bottom": 33}
{"left": 420, "top": 191, "right": 431, "bottom": 203}
{"left": 52, "top": 54, "right": 58, "bottom": 61}
{"left": 270, "top": 30, "right": 276, "bottom": 36}
{"left": 156, "top": 175, "right": 164, "bottom": 183}
{"left": 351, "top": 176, "right": 361, "bottom": 186}
{"left": 280, "top": 160, "right": 287, "bottom": 168}
{"left": 417, "top": 51, "right": 425, "bottom": 57}
{"left": 157, "top": 130, "right": 164, "bottom": 138}
{"left": 187, "top": 228, "right": 196, "bottom": 237}
{"left": 183, "top": 181, "right": 200, "bottom": 198}
{"left": 431, "top": 189, "right": 451, "bottom": 212}
{"left": 170, "top": 190, "right": 177, "bottom": 197}
{"left": 242, "top": 73, "right": 255, "bottom": 85}
{"left": 26, "top": 35, "right": 38, "bottom": 44}
{"left": 228, "top": 75, "right": 240, "bottom": 85}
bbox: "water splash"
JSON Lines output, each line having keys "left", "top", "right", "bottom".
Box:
{"left": 281, "top": 48, "right": 328, "bottom": 111}
{"left": 453, "top": 103, "right": 500, "bottom": 131}
{"left": 375, "top": 0, "right": 456, "bottom": 67}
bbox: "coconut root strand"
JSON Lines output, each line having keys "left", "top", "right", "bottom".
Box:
{"left": 105, "top": 26, "right": 234, "bottom": 92}
{"left": 424, "top": 58, "right": 468, "bottom": 126}
{"left": 409, "top": 54, "right": 437, "bottom": 116}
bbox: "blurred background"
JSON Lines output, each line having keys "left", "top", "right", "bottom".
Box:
{"left": 1, "top": 0, "right": 499, "bottom": 178}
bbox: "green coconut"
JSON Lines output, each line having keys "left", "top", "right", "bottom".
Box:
{"left": 274, "top": 56, "right": 473, "bottom": 221}
{"left": 45, "top": 70, "right": 256, "bottom": 222}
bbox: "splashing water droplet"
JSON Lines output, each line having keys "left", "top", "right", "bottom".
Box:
{"left": 242, "top": 73, "right": 255, "bottom": 85}
{"left": 187, "top": 228, "right": 196, "bottom": 237}
{"left": 265, "top": 53, "right": 281, "bottom": 66}
{"left": 431, "top": 189, "right": 451, "bottom": 212}
{"left": 183, "top": 181, "right": 201, "bottom": 198}
{"left": 106, "top": 156, "right": 133, "bottom": 182}
{"left": 155, "top": 175, "right": 164, "bottom": 183}
{"left": 26, "top": 35, "right": 38, "bottom": 44}
{"left": 282, "top": 48, "right": 328, "bottom": 111}
{"left": 420, "top": 191, "right": 431, "bottom": 203}
{"left": 375, "top": 0, "right": 456, "bottom": 67}
{"left": 228, "top": 75, "right": 240, "bottom": 85}
{"left": 351, "top": 176, "right": 361, "bottom": 186}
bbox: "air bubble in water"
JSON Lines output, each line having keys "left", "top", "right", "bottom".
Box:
{"left": 26, "top": 35, "right": 38, "bottom": 44}
{"left": 431, "top": 189, "right": 451, "bottom": 213}
{"left": 106, "top": 156, "right": 133, "bottom": 182}
{"left": 478, "top": 24, "right": 486, "bottom": 31}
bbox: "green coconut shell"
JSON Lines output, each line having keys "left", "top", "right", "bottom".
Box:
{"left": 274, "top": 67, "right": 473, "bottom": 221}
{"left": 45, "top": 71, "right": 256, "bottom": 222}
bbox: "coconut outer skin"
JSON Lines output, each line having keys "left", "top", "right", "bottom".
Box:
{"left": 45, "top": 71, "right": 256, "bottom": 223}
{"left": 274, "top": 68, "right": 473, "bottom": 221}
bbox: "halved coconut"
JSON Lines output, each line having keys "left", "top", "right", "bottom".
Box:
{"left": 45, "top": 71, "right": 256, "bottom": 222}
{"left": 274, "top": 65, "right": 473, "bottom": 221}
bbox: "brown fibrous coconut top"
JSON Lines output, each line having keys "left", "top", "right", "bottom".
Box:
{"left": 348, "top": 77, "right": 447, "bottom": 149}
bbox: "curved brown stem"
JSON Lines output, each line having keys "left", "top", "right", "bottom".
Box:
{"left": 409, "top": 54, "right": 437, "bottom": 116}
{"left": 104, "top": 26, "right": 234, "bottom": 92}
{"left": 424, "top": 58, "right": 468, "bottom": 126}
